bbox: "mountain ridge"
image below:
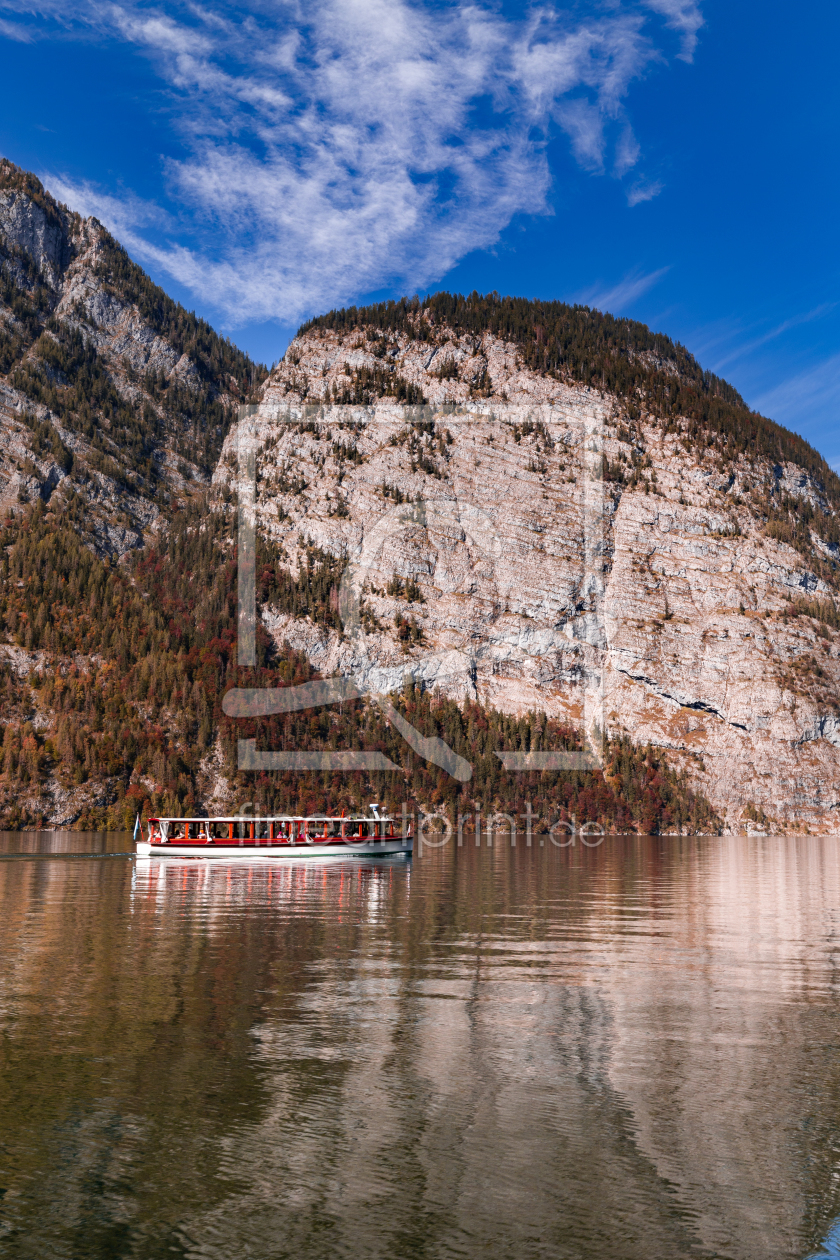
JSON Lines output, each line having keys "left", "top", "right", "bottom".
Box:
{"left": 239, "top": 310, "right": 840, "bottom": 830}
{"left": 0, "top": 157, "right": 838, "bottom": 833}
{"left": 0, "top": 158, "right": 265, "bottom": 554}
{"left": 300, "top": 291, "right": 840, "bottom": 514}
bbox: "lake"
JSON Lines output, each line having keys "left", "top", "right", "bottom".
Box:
{"left": 1, "top": 832, "right": 840, "bottom": 1259}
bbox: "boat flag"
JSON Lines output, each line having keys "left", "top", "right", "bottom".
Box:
{"left": 133, "top": 814, "right": 140, "bottom": 842}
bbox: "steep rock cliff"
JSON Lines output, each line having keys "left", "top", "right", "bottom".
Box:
{"left": 216, "top": 303, "right": 840, "bottom": 832}
{"left": 2, "top": 160, "right": 838, "bottom": 833}
{"left": 0, "top": 160, "right": 262, "bottom": 555}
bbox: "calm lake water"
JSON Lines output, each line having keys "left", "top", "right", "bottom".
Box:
{"left": 2, "top": 832, "right": 840, "bottom": 1260}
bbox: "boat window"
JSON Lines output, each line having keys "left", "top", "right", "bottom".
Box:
{"left": 324, "top": 820, "right": 341, "bottom": 838}
{"left": 274, "top": 822, "right": 290, "bottom": 840}
{"left": 232, "top": 820, "right": 251, "bottom": 841}
{"left": 254, "top": 821, "right": 270, "bottom": 840}
{"left": 210, "top": 822, "right": 231, "bottom": 840}
{"left": 169, "top": 823, "right": 185, "bottom": 839}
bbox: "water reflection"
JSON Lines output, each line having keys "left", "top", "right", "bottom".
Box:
{"left": 0, "top": 829, "right": 134, "bottom": 856}
{"left": 1, "top": 837, "right": 840, "bottom": 1258}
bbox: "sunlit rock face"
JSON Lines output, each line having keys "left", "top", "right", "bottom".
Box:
{"left": 216, "top": 322, "right": 840, "bottom": 831}
{"left": 0, "top": 162, "right": 262, "bottom": 828}
{"left": 0, "top": 162, "right": 244, "bottom": 556}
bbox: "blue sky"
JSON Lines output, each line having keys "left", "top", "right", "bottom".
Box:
{"left": 1, "top": 0, "right": 838, "bottom": 464}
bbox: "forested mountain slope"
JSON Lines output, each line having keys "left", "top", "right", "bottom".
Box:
{"left": 0, "top": 160, "right": 268, "bottom": 825}
{"left": 0, "top": 160, "right": 262, "bottom": 555}
{"left": 233, "top": 298, "right": 840, "bottom": 832}
{"left": 1, "top": 160, "right": 838, "bottom": 833}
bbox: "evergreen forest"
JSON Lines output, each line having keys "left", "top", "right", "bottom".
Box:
{"left": 0, "top": 498, "right": 719, "bottom": 835}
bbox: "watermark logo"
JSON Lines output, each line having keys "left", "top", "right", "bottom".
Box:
{"left": 416, "top": 806, "right": 606, "bottom": 851}
{"left": 229, "top": 800, "right": 607, "bottom": 853}
{"left": 223, "top": 403, "right": 607, "bottom": 780}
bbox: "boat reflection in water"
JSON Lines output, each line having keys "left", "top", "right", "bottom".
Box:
{"left": 2, "top": 832, "right": 840, "bottom": 1258}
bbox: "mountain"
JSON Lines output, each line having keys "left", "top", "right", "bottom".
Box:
{"left": 0, "top": 160, "right": 837, "bottom": 834}
{"left": 0, "top": 159, "right": 261, "bottom": 554}
{"left": 223, "top": 296, "right": 840, "bottom": 833}
{"left": 0, "top": 160, "right": 266, "bottom": 827}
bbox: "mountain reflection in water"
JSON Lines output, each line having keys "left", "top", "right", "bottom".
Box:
{"left": 1, "top": 833, "right": 840, "bottom": 1260}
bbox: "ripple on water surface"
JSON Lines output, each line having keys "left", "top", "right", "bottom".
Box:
{"left": 1, "top": 832, "right": 840, "bottom": 1259}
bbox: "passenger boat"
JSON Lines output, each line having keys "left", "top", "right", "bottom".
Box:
{"left": 135, "top": 805, "right": 411, "bottom": 859}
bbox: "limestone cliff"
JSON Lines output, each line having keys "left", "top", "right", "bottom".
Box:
{"left": 216, "top": 306, "right": 840, "bottom": 832}
{"left": 0, "top": 159, "right": 261, "bottom": 555}
{"left": 2, "top": 159, "right": 839, "bottom": 833}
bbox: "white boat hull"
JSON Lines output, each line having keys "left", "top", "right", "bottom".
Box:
{"left": 136, "top": 839, "right": 412, "bottom": 860}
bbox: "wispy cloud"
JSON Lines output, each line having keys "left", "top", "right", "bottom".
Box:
{"left": 578, "top": 265, "right": 670, "bottom": 313}
{"left": 0, "top": 15, "right": 32, "bottom": 40}
{"left": 642, "top": 0, "right": 704, "bottom": 60}
{"left": 753, "top": 353, "right": 840, "bottom": 426}
{"left": 614, "top": 125, "right": 642, "bottom": 178}
{"left": 4, "top": 0, "right": 703, "bottom": 325}
{"left": 46, "top": 177, "right": 172, "bottom": 233}
{"left": 627, "top": 179, "right": 663, "bottom": 206}
{"left": 710, "top": 303, "right": 835, "bottom": 372}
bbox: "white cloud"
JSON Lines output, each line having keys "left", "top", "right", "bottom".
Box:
{"left": 627, "top": 179, "right": 663, "bottom": 206}
{"left": 578, "top": 266, "right": 670, "bottom": 313}
{"left": 753, "top": 353, "right": 840, "bottom": 425}
{"left": 9, "top": 0, "right": 703, "bottom": 325}
{"left": 614, "top": 125, "right": 642, "bottom": 178}
{"left": 556, "top": 98, "right": 609, "bottom": 173}
{"left": 710, "top": 304, "right": 836, "bottom": 372}
{"left": 642, "top": 0, "right": 704, "bottom": 60}
{"left": 45, "top": 176, "right": 171, "bottom": 233}
{"left": 0, "top": 15, "right": 31, "bottom": 40}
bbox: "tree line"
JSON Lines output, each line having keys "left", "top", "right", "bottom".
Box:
{"left": 301, "top": 290, "right": 840, "bottom": 513}
{"left": 0, "top": 498, "right": 718, "bottom": 834}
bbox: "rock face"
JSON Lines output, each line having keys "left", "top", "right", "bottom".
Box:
{"left": 2, "top": 160, "right": 839, "bottom": 833}
{"left": 0, "top": 162, "right": 263, "bottom": 828}
{"left": 0, "top": 160, "right": 258, "bottom": 556}
{"left": 214, "top": 317, "right": 840, "bottom": 832}
{"left": 0, "top": 184, "right": 70, "bottom": 286}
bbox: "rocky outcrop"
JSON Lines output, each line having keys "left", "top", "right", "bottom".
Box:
{"left": 2, "top": 160, "right": 838, "bottom": 832}
{"left": 0, "top": 159, "right": 259, "bottom": 557}
{"left": 213, "top": 319, "right": 840, "bottom": 832}
{"left": 0, "top": 184, "right": 70, "bottom": 286}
